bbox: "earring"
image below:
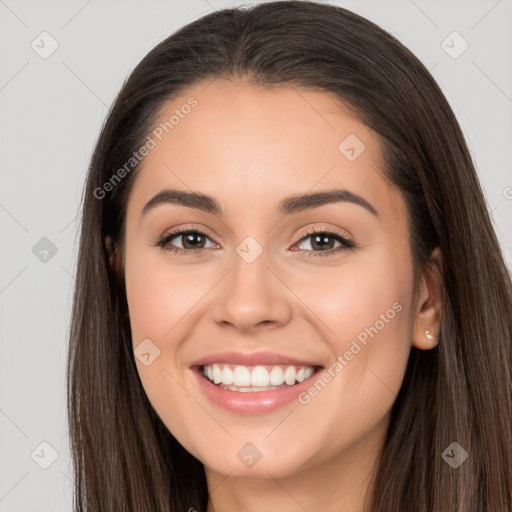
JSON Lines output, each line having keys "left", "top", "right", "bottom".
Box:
{"left": 425, "top": 330, "right": 435, "bottom": 340}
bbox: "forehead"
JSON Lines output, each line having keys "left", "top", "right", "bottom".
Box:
{"left": 125, "top": 80, "right": 404, "bottom": 224}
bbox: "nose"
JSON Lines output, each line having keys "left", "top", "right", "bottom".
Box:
{"left": 210, "top": 251, "right": 293, "bottom": 334}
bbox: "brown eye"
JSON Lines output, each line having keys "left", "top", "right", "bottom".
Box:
{"left": 173, "top": 231, "right": 207, "bottom": 249}
{"left": 156, "top": 229, "right": 218, "bottom": 255}
{"left": 293, "top": 229, "right": 355, "bottom": 257}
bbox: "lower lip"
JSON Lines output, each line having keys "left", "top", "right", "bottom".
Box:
{"left": 191, "top": 367, "right": 322, "bottom": 415}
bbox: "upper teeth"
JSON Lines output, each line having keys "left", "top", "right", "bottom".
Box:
{"left": 202, "top": 364, "right": 315, "bottom": 387}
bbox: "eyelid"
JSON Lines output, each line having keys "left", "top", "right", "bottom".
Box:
{"left": 294, "top": 225, "right": 353, "bottom": 244}
{"left": 161, "top": 223, "right": 218, "bottom": 242}
{"left": 156, "top": 223, "right": 355, "bottom": 256}
{"left": 159, "top": 224, "right": 352, "bottom": 245}
{"left": 291, "top": 226, "right": 355, "bottom": 257}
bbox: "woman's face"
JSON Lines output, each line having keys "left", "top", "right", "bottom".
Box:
{"left": 119, "top": 80, "right": 433, "bottom": 480}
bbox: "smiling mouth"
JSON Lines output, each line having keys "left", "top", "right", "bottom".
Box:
{"left": 200, "top": 363, "right": 323, "bottom": 392}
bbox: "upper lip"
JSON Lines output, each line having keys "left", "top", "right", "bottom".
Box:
{"left": 190, "top": 350, "right": 323, "bottom": 368}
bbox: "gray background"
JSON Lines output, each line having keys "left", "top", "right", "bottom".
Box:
{"left": 1, "top": 0, "right": 511, "bottom": 510}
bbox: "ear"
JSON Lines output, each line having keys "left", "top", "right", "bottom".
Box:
{"left": 412, "top": 247, "right": 443, "bottom": 350}
{"left": 105, "top": 235, "right": 123, "bottom": 282}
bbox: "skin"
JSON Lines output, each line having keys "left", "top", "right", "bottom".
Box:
{"left": 108, "top": 79, "right": 443, "bottom": 512}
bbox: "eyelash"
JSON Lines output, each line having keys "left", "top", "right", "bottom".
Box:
{"left": 154, "top": 226, "right": 355, "bottom": 258}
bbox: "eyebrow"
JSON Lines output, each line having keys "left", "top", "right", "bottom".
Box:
{"left": 140, "top": 188, "right": 378, "bottom": 218}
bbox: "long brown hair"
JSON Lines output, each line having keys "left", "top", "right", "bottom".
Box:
{"left": 67, "top": 1, "right": 512, "bottom": 510}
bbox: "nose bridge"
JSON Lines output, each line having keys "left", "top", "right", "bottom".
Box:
{"left": 211, "top": 236, "right": 292, "bottom": 331}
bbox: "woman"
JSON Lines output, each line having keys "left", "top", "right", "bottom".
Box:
{"left": 67, "top": 1, "right": 512, "bottom": 510}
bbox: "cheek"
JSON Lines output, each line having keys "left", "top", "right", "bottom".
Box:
{"left": 291, "top": 254, "right": 413, "bottom": 424}
{"left": 125, "top": 248, "right": 210, "bottom": 345}
{"left": 291, "top": 254, "right": 412, "bottom": 349}
{"left": 124, "top": 250, "right": 213, "bottom": 450}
